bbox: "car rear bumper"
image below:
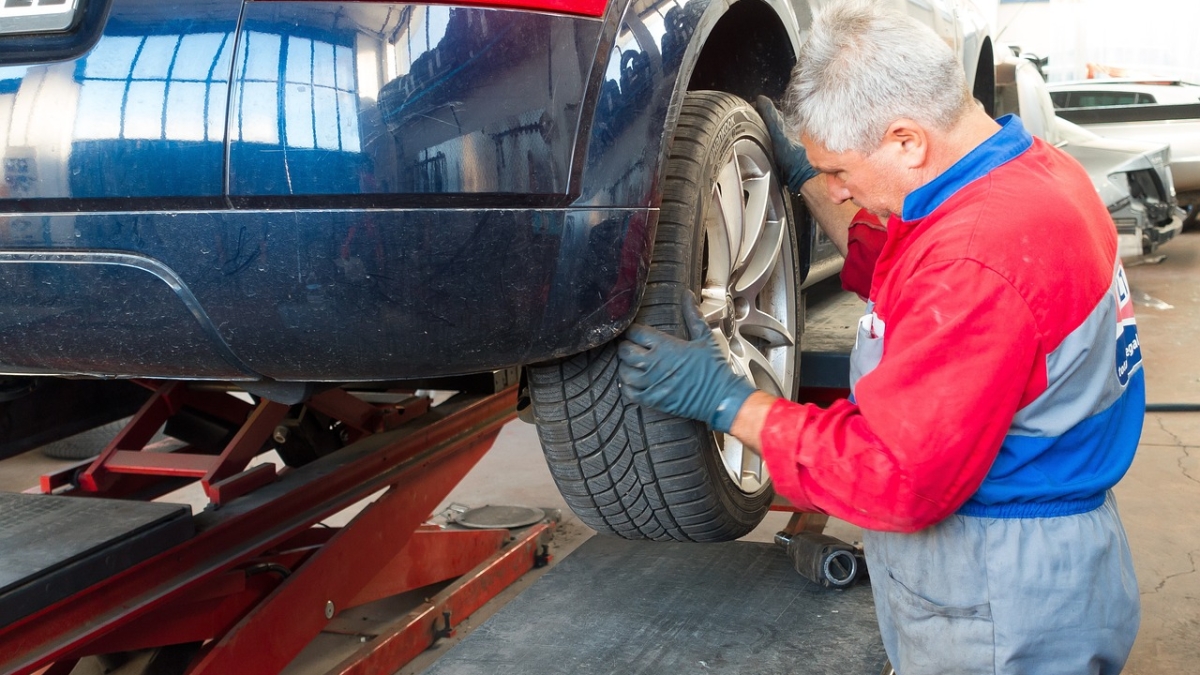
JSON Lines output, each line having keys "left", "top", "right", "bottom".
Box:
{"left": 0, "top": 206, "right": 654, "bottom": 382}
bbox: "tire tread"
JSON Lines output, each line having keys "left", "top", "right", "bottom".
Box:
{"left": 530, "top": 91, "right": 788, "bottom": 542}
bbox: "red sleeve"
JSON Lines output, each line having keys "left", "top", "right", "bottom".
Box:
{"left": 839, "top": 210, "right": 887, "bottom": 300}
{"left": 760, "top": 259, "right": 1040, "bottom": 532}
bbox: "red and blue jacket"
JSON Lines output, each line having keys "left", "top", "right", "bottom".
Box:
{"left": 760, "top": 115, "right": 1145, "bottom": 533}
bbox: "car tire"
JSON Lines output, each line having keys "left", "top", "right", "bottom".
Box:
{"left": 529, "top": 91, "right": 803, "bottom": 542}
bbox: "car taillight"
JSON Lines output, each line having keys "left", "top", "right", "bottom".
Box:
{"left": 1127, "top": 169, "right": 1167, "bottom": 204}
{"left": 269, "top": 0, "right": 608, "bottom": 18}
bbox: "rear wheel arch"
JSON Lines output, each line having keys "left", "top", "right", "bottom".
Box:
{"left": 685, "top": 0, "right": 799, "bottom": 102}
{"left": 577, "top": 0, "right": 806, "bottom": 212}
{"left": 564, "top": 0, "right": 811, "bottom": 337}
{"left": 665, "top": 0, "right": 813, "bottom": 278}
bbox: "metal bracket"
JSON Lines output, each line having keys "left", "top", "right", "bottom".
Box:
{"left": 433, "top": 611, "right": 454, "bottom": 641}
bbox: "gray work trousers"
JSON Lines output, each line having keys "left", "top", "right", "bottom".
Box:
{"left": 864, "top": 492, "right": 1140, "bottom": 675}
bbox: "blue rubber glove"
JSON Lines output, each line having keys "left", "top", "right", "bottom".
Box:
{"left": 617, "top": 293, "right": 756, "bottom": 434}
{"left": 755, "top": 95, "right": 819, "bottom": 194}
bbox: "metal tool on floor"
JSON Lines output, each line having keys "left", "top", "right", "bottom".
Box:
{"left": 775, "top": 530, "right": 866, "bottom": 589}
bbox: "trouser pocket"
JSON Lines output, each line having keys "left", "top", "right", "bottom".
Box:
{"left": 883, "top": 567, "right": 994, "bottom": 675}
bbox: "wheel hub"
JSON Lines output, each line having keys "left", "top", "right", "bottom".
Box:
{"left": 721, "top": 294, "right": 736, "bottom": 339}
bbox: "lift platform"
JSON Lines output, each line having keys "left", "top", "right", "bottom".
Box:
{"left": 0, "top": 380, "right": 557, "bottom": 675}
{"left": 800, "top": 282, "right": 862, "bottom": 392}
{"left": 416, "top": 286, "right": 883, "bottom": 675}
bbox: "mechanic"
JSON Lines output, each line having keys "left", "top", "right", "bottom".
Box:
{"left": 616, "top": 2, "right": 1142, "bottom": 673}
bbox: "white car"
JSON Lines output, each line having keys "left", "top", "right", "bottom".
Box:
{"left": 1047, "top": 80, "right": 1200, "bottom": 225}
{"left": 997, "top": 58, "right": 1185, "bottom": 258}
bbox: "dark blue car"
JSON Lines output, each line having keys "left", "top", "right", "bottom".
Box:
{"left": 0, "top": 0, "right": 992, "bottom": 540}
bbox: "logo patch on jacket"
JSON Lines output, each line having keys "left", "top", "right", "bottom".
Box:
{"left": 1114, "top": 266, "right": 1141, "bottom": 387}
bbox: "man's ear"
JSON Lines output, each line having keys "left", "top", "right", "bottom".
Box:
{"left": 881, "top": 118, "right": 928, "bottom": 169}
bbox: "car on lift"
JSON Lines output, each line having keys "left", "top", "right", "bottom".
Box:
{"left": 995, "top": 53, "right": 1185, "bottom": 258}
{"left": 0, "top": 0, "right": 993, "bottom": 542}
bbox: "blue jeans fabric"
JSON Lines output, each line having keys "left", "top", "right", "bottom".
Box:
{"left": 864, "top": 492, "right": 1140, "bottom": 675}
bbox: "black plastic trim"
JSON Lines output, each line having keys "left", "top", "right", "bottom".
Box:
{"left": 1057, "top": 102, "right": 1200, "bottom": 125}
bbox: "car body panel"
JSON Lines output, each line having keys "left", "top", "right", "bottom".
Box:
{"left": 1056, "top": 117, "right": 1200, "bottom": 196}
{"left": 228, "top": 3, "right": 602, "bottom": 199}
{"left": 1054, "top": 123, "right": 1185, "bottom": 257}
{"left": 0, "top": 250, "right": 251, "bottom": 379}
{"left": 1048, "top": 81, "right": 1200, "bottom": 198}
{"left": 0, "top": 0, "right": 991, "bottom": 383}
{"left": 572, "top": 0, "right": 809, "bottom": 209}
{"left": 0, "top": 206, "right": 650, "bottom": 380}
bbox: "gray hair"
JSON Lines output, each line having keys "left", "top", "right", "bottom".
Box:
{"left": 784, "top": 0, "right": 974, "bottom": 153}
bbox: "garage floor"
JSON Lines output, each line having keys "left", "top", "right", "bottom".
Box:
{"left": 2, "top": 233, "right": 1198, "bottom": 674}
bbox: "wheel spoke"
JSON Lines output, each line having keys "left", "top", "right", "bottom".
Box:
{"left": 731, "top": 334, "right": 786, "bottom": 397}
{"left": 722, "top": 437, "right": 744, "bottom": 487}
{"left": 737, "top": 172, "right": 770, "bottom": 269}
{"left": 699, "top": 289, "right": 727, "bottom": 329}
{"left": 739, "top": 305, "right": 795, "bottom": 348}
{"left": 738, "top": 436, "right": 764, "bottom": 486}
{"left": 711, "top": 328, "right": 732, "bottom": 360}
{"left": 715, "top": 158, "right": 744, "bottom": 261}
{"left": 706, "top": 184, "right": 734, "bottom": 291}
{"left": 733, "top": 216, "right": 785, "bottom": 297}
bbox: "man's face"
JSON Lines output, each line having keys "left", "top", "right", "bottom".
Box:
{"left": 801, "top": 133, "right": 910, "bottom": 218}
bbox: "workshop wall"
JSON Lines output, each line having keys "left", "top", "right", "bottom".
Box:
{"left": 995, "top": 0, "right": 1200, "bottom": 83}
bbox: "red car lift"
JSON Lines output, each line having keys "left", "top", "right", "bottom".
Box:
{"left": 0, "top": 381, "right": 553, "bottom": 675}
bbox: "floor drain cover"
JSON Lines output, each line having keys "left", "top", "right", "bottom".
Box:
{"left": 456, "top": 505, "right": 545, "bottom": 530}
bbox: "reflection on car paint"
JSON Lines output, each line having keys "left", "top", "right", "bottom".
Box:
{"left": 0, "top": 0, "right": 242, "bottom": 200}
{"left": 229, "top": 3, "right": 600, "bottom": 197}
{"left": 575, "top": 0, "right": 697, "bottom": 207}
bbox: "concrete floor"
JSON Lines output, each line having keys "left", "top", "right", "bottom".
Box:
{"left": 2, "top": 232, "right": 1198, "bottom": 673}
{"left": 1111, "top": 231, "right": 1200, "bottom": 674}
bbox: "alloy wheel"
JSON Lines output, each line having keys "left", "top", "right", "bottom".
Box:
{"left": 700, "top": 137, "right": 798, "bottom": 496}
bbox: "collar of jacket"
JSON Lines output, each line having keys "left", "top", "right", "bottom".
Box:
{"left": 867, "top": 115, "right": 1034, "bottom": 302}
{"left": 901, "top": 114, "right": 1033, "bottom": 222}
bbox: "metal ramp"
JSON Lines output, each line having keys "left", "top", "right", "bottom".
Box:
{"left": 0, "top": 492, "right": 192, "bottom": 628}
{"left": 423, "top": 536, "right": 886, "bottom": 675}
{"left": 800, "top": 283, "right": 862, "bottom": 391}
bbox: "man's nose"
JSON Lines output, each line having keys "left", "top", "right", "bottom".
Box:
{"left": 825, "top": 174, "right": 852, "bottom": 204}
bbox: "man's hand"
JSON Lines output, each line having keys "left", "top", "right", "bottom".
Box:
{"left": 756, "top": 96, "right": 819, "bottom": 194}
{"left": 617, "top": 293, "right": 757, "bottom": 434}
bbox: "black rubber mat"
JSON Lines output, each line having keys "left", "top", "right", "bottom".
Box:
{"left": 423, "top": 536, "right": 886, "bottom": 675}
{"left": 0, "top": 492, "right": 192, "bottom": 627}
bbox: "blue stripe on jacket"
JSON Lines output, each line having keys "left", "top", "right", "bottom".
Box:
{"left": 959, "top": 368, "right": 1145, "bottom": 518}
